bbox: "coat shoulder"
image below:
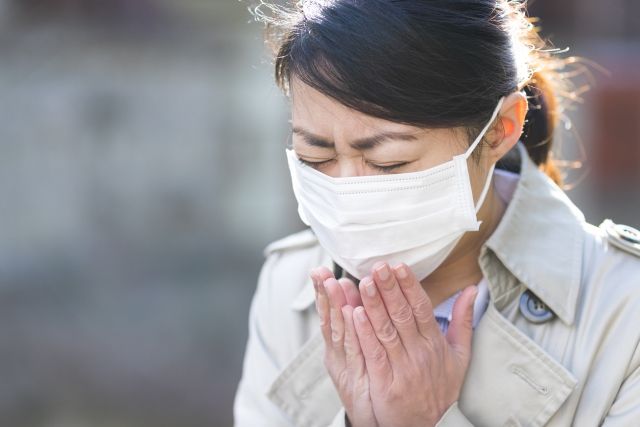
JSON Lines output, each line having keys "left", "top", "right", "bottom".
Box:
{"left": 582, "top": 218, "right": 640, "bottom": 261}
{"left": 577, "top": 219, "right": 640, "bottom": 377}
{"left": 262, "top": 228, "right": 319, "bottom": 258}
{"left": 598, "top": 219, "right": 640, "bottom": 258}
{"left": 258, "top": 228, "right": 328, "bottom": 314}
{"left": 250, "top": 229, "right": 327, "bottom": 360}
{"left": 581, "top": 219, "right": 640, "bottom": 296}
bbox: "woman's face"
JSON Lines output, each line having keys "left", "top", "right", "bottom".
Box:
{"left": 289, "top": 77, "right": 483, "bottom": 179}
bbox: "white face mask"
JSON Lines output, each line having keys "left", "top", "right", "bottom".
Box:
{"left": 285, "top": 96, "right": 505, "bottom": 281}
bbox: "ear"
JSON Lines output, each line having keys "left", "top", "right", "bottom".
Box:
{"left": 485, "top": 91, "right": 528, "bottom": 163}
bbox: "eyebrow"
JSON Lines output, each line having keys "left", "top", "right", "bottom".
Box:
{"left": 292, "top": 126, "right": 420, "bottom": 150}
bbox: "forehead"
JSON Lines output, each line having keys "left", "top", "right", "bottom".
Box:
{"left": 290, "top": 77, "right": 420, "bottom": 134}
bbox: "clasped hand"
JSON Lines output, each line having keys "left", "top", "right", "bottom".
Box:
{"left": 311, "top": 262, "right": 478, "bottom": 427}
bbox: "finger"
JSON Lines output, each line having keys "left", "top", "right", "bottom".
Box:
{"left": 342, "top": 305, "right": 366, "bottom": 378}
{"left": 311, "top": 266, "right": 355, "bottom": 309}
{"left": 311, "top": 266, "right": 336, "bottom": 319}
{"left": 392, "top": 263, "right": 442, "bottom": 339}
{"left": 353, "top": 305, "right": 393, "bottom": 386}
{"left": 314, "top": 276, "right": 333, "bottom": 347}
{"left": 311, "top": 265, "right": 335, "bottom": 280}
{"left": 310, "top": 266, "right": 335, "bottom": 294}
{"left": 358, "top": 275, "right": 405, "bottom": 362}
{"left": 324, "top": 277, "right": 348, "bottom": 309}
{"left": 338, "top": 277, "right": 363, "bottom": 307}
{"left": 371, "top": 261, "right": 419, "bottom": 345}
{"left": 446, "top": 285, "right": 478, "bottom": 361}
{"left": 324, "top": 278, "right": 347, "bottom": 363}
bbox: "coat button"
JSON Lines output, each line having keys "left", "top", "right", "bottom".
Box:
{"left": 616, "top": 224, "right": 640, "bottom": 244}
{"left": 519, "top": 290, "right": 554, "bottom": 324}
{"left": 600, "top": 219, "right": 640, "bottom": 257}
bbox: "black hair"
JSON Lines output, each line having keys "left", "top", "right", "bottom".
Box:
{"left": 252, "top": 0, "right": 588, "bottom": 184}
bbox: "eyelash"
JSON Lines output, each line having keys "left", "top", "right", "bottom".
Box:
{"left": 298, "top": 158, "right": 408, "bottom": 173}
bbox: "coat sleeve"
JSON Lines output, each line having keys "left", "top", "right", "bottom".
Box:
{"left": 601, "top": 340, "right": 640, "bottom": 426}
{"left": 331, "top": 402, "right": 475, "bottom": 427}
{"left": 233, "top": 253, "right": 296, "bottom": 427}
{"left": 435, "top": 401, "right": 475, "bottom": 426}
{"left": 328, "top": 407, "right": 348, "bottom": 427}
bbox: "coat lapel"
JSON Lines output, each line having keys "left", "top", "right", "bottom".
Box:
{"left": 266, "top": 332, "right": 341, "bottom": 427}
{"left": 457, "top": 142, "right": 581, "bottom": 425}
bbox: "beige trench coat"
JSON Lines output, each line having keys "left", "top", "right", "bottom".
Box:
{"left": 233, "top": 143, "right": 640, "bottom": 427}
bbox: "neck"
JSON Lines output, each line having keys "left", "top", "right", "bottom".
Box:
{"left": 420, "top": 185, "right": 506, "bottom": 308}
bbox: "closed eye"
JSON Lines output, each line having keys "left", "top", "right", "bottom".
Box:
{"left": 297, "top": 158, "right": 335, "bottom": 168}
{"left": 297, "top": 157, "right": 409, "bottom": 173}
{"left": 368, "top": 162, "right": 409, "bottom": 172}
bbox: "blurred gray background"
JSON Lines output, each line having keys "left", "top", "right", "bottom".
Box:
{"left": 0, "top": 1, "right": 637, "bottom": 426}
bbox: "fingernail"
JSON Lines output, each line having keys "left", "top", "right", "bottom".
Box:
{"left": 361, "top": 277, "right": 376, "bottom": 297}
{"left": 323, "top": 278, "right": 335, "bottom": 292}
{"left": 366, "top": 281, "right": 376, "bottom": 297}
{"left": 375, "top": 263, "right": 390, "bottom": 281}
{"left": 320, "top": 279, "right": 329, "bottom": 295}
{"left": 355, "top": 307, "right": 367, "bottom": 323}
{"left": 395, "top": 264, "right": 408, "bottom": 279}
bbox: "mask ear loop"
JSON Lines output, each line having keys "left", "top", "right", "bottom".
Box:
{"left": 462, "top": 96, "right": 505, "bottom": 213}
{"left": 474, "top": 163, "right": 496, "bottom": 213}
{"left": 464, "top": 96, "right": 506, "bottom": 158}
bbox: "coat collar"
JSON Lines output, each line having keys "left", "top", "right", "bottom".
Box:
{"left": 482, "top": 142, "right": 584, "bottom": 325}
{"left": 291, "top": 142, "right": 585, "bottom": 325}
{"left": 289, "top": 250, "right": 332, "bottom": 311}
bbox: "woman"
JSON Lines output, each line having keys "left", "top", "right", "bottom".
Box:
{"left": 234, "top": 1, "right": 640, "bottom": 426}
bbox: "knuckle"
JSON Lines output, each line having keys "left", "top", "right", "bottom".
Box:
{"left": 377, "top": 320, "right": 400, "bottom": 345}
{"left": 369, "top": 345, "right": 387, "bottom": 364}
{"left": 390, "top": 304, "right": 414, "bottom": 325}
{"left": 412, "top": 298, "right": 434, "bottom": 319}
{"left": 332, "top": 331, "right": 343, "bottom": 344}
{"left": 423, "top": 335, "right": 438, "bottom": 351}
{"left": 343, "top": 339, "right": 355, "bottom": 354}
{"left": 319, "top": 316, "right": 329, "bottom": 329}
{"left": 337, "top": 375, "right": 348, "bottom": 393}
{"left": 361, "top": 325, "right": 377, "bottom": 341}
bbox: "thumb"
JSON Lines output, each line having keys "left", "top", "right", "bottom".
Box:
{"left": 445, "top": 285, "right": 478, "bottom": 360}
